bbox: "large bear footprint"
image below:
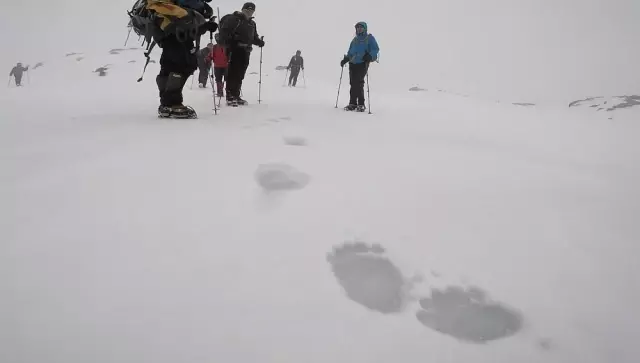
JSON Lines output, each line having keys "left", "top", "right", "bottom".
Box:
{"left": 416, "top": 286, "right": 523, "bottom": 343}
{"left": 327, "top": 242, "right": 409, "bottom": 314}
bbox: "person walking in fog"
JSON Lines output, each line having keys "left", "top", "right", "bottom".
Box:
{"left": 340, "top": 21, "right": 379, "bottom": 112}
{"left": 9, "top": 62, "right": 29, "bottom": 86}
{"left": 287, "top": 50, "right": 304, "bottom": 87}
{"left": 154, "top": 0, "right": 217, "bottom": 118}
{"left": 218, "top": 2, "right": 265, "bottom": 106}
{"left": 206, "top": 33, "right": 229, "bottom": 97}
{"left": 197, "top": 43, "right": 214, "bottom": 88}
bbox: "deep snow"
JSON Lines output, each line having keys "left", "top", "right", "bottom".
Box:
{"left": 1, "top": 45, "right": 639, "bottom": 363}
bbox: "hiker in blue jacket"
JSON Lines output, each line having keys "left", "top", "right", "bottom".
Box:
{"left": 340, "top": 21, "right": 379, "bottom": 111}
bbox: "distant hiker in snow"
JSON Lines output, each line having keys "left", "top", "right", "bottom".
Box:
{"left": 205, "top": 33, "right": 229, "bottom": 97}
{"left": 340, "top": 21, "right": 379, "bottom": 112}
{"left": 9, "top": 62, "right": 29, "bottom": 86}
{"left": 197, "top": 43, "right": 214, "bottom": 88}
{"left": 218, "top": 2, "right": 265, "bottom": 106}
{"left": 287, "top": 50, "right": 304, "bottom": 87}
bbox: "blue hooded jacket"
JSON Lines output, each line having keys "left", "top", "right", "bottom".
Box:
{"left": 346, "top": 22, "right": 380, "bottom": 64}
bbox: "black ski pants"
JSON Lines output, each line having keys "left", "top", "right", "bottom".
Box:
{"left": 288, "top": 67, "right": 300, "bottom": 86}
{"left": 226, "top": 46, "right": 251, "bottom": 99}
{"left": 14, "top": 75, "right": 22, "bottom": 86}
{"left": 349, "top": 62, "right": 369, "bottom": 106}
{"left": 156, "top": 35, "right": 198, "bottom": 106}
{"left": 213, "top": 67, "right": 227, "bottom": 83}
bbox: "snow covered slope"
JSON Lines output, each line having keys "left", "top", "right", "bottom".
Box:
{"left": 2, "top": 40, "right": 639, "bottom": 363}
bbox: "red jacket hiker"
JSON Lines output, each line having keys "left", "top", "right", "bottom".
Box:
{"left": 205, "top": 42, "right": 228, "bottom": 97}
{"left": 206, "top": 45, "right": 228, "bottom": 68}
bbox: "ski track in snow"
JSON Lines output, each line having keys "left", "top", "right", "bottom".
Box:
{"left": 1, "top": 49, "right": 639, "bottom": 363}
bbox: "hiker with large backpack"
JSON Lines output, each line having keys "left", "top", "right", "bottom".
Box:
{"left": 9, "top": 63, "right": 29, "bottom": 87}
{"left": 340, "top": 21, "right": 379, "bottom": 112}
{"left": 286, "top": 50, "right": 304, "bottom": 87}
{"left": 205, "top": 33, "right": 229, "bottom": 97}
{"left": 218, "top": 2, "right": 265, "bottom": 106}
{"left": 128, "top": 0, "right": 217, "bottom": 118}
{"left": 197, "top": 43, "right": 214, "bottom": 88}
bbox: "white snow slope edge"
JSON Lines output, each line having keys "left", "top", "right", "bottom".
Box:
{"left": 2, "top": 33, "right": 640, "bottom": 363}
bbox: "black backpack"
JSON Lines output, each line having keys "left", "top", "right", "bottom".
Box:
{"left": 127, "top": 0, "right": 207, "bottom": 81}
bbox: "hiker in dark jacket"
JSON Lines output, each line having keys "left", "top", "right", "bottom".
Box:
{"left": 287, "top": 50, "right": 304, "bottom": 87}
{"left": 154, "top": 0, "right": 217, "bottom": 118}
{"left": 197, "top": 43, "right": 214, "bottom": 88}
{"left": 9, "top": 63, "right": 29, "bottom": 86}
{"left": 218, "top": 2, "right": 265, "bottom": 106}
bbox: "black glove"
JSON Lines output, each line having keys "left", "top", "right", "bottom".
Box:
{"left": 201, "top": 3, "right": 213, "bottom": 19}
{"left": 362, "top": 52, "right": 372, "bottom": 63}
{"left": 340, "top": 55, "right": 349, "bottom": 67}
{"left": 255, "top": 37, "right": 265, "bottom": 47}
{"left": 202, "top": 19, "right": 218, "bottom": 32}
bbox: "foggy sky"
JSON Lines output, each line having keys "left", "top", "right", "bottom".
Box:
{"left": 0, "top": 0, "right": 637, "bottom": 103}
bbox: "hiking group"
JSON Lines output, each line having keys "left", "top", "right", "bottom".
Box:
{"left": 0, "top": 1, "right": 372, "bottom": 118}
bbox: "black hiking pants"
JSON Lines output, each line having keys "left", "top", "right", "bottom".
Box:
{"left": 226, "top": 46, "right": 250, "bottom": 100}
{"left": 156, "top": 35, "right": 198, "bottom": 106}
{"left": 349, "top": 62, "right": 369, "bottom": 106}
{"left": 289, "top": 67, "right": 300, "bottom": 86}
{"left": 14, "top": 75, "right": 22, "bottom": 86}
{"left": 213, "top": 67, "right": 227, "bottom": 83}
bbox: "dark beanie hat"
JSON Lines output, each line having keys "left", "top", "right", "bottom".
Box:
{"left": 242, "top": 2, "right": 256, "bottom": 10}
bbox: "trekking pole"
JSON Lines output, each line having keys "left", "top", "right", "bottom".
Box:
{"left": 124, "top": 26, "right": 132, "bottom": 47}
{"left": 7, "top": 77, "right": 11, "bottom": 87}
{"left": 366, "top": 70, "right": 371, "bottom": 114}
{"left": 258, "top": 36, "right": 264, "bottom": 104}
{"left": 209, "top": 32, "right": 218, "bottom": 115}
{"left": 302, "top": 69, "right": 306, "bottom": 88}
{"left": 334, "top": 65, "right": 345, "bottom": 108}
{"left": 211, "top": 68, "right": 217, "bottom": 115}
{"left": 282, "top": 69, "right": 288, "bottom": 86}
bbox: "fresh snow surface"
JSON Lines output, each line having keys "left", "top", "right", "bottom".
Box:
{"left": 2, "top": 46, "right": 639, "bottom": 363}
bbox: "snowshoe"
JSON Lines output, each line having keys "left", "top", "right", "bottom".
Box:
{"left": 356, "top": 105, "right": 367, "bottom": 112}
{"left": 158, "top": 105, "right": 198, "bottom": 119}
{"left": 344, "top": 104, "right": 357, "bottom": 111}
{"left": 198, "top": 83, "right": 205, "bottom": 88}
{"left": 158, "top": 105, "right": 172, "bottom": 118}
{"left": 226, "top": 98, "right": 238, "bottom": 107}
{"left": 235, "top": 97, "right": 248, "bottom": 106}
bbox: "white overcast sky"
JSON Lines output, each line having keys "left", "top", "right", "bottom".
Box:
{"left": 0, "top": 0, "right": 637, "bottom": 103}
